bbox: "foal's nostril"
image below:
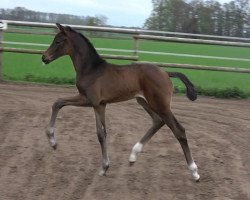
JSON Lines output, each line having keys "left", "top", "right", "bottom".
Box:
{"left": 42, "top": 55, "right": 49, "bottom": 64}
{"left": 42, "top": 55, "right": 46, "bottom": 62}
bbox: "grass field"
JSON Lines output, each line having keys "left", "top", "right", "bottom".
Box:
{"left": 2, "top": 31, "right": 250, "bottom": 98}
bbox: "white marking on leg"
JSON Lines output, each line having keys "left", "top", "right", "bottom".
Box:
{"left": 46, "top": 127, "right": 57, "bottom": 148}
{"left": 99, "top": 157, "right": 109, "bottom": 176}
{"left": 188, "top": 162, "right": 200, "bottom": 181}
{"left": 47, "top": 127, "right": 54, "bottom": 136}
{"left": 49, "top": 137, "right": 56, "bottom": 146}
{"left": 129, "top": 142, "right": 143, "bottom": 163}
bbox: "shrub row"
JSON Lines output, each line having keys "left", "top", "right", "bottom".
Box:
{"left": 174, "top": 86, "right": 248, "bottom": 99}
{"left": 4, "top": 74, "right": 249, "bottom": 99}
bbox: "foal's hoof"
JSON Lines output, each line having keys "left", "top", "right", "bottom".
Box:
{"left": 188, "top": 162, "right": 200, "bottom": 182}
{"left": 99, "top": 164, "right": 109, "bottom": 176}
{"left": 51, "top": 143, "right": 58, "bottom": 150}
{"left": 46, "top": 128, "right": 57, "bottom": 150}
{"left": 46, "top": 134, "right": 57, "bottom": 150}
{"left": 129, "top": 160, "right": 135, "bottom": 166}
{"left": 47, "top": 137, "right": 57, "bottom": 150}
{"left": 129, "top": 154, "right": 137, "bottom": 163}
{"left": 48, "top": 137, "right": 57, "bottom": 150}
{"left": 191, "top": 172, "right": 200, "bottom": 182}
{"left": 194, "top": 174, "right": 200, "bottom": 182}
{"left": 99, "top": 170, "right": 107, "bottom": 176}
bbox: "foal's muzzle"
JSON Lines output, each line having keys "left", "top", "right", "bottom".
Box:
{"left": 42, "top": 54, "right": 51, "bottom": 64}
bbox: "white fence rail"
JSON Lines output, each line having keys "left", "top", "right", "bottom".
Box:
{"left": 1, "top": 40, "right": 250, "bottom": 62}
{"left": 134, "top": 35, "right": 250, "bottom": 47}
{"left": 4, "top": 20, "right": 250, "bottom": 42}
{"left": 1, "top": 20, "right": 250, "bottom": 81}
{"left": 133, "top": 61, "right": 250, "bottom": 74}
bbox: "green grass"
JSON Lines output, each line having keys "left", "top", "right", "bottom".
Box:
{"left": 2, "top": 31, "right": 250, "bottom": 98}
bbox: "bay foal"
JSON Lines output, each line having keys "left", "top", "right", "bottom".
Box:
{"left": 42, "top": 24, "right": 200, "bottom": 181}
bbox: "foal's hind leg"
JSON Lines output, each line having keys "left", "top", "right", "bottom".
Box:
{"left": 129, "top": 97, "right": 165, "bottom": 164}
{"left": 46, "top": 95, "right": 91, "bottom": 149}
{"left": 160, "top": 110, "right": 200, "bottom": 181}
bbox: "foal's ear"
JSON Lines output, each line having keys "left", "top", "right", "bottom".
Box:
{"left": 56, "top": 23, "right": 66, "bottom": 33}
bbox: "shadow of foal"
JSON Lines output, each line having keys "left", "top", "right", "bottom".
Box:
{"left": 42, "top": 23, "right": 200, "bottom": 181}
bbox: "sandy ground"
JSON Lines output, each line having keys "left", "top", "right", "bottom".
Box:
{"left": 0, "top": 82, "right": 249, "bottom": 200}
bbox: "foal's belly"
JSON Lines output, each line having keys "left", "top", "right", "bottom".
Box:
{"left": 104, "top": 90, "right": 142, "bottom": 103}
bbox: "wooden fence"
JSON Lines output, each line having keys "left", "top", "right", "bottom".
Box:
{"left": 1, "top": 20, "right": 250, "bottom": 81}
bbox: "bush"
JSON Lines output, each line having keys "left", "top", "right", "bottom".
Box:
{"left": 197, "top": 86, "right": 247, "bottom": 99}
{"left": 24, "top": 74, "right": 75, "bottom": 85}
{"left": 174, "top": 86, "right": 248, "bottom": 99}
{"left": 174, "top": 87, "right": 250, "bottom": 99}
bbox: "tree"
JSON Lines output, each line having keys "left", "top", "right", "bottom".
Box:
{"left": 0, "top": 7, "right": 108, "bottom": 27}
{"left": 144, "top": 0, "right": 250, "bottom": 37}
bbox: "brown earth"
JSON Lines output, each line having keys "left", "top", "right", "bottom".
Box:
{"left": 0, "top": 82, "right": 249, "bottom": 200}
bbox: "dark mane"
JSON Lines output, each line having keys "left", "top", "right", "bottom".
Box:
{"left": 66, "top": 26, "right": 106, "bottom": 66}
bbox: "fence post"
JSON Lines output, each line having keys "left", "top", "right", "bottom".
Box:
{"left": 133, "top": 36, "right": 139, "bottom": 57}
{"left": 0, "top": 26, "right": 3, "bottom": 81}
{"left": 0, "top": 21, "right": 7, "bottom": 81}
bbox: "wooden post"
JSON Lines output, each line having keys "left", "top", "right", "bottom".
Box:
{"left": 0, "top": 29, "right": 3, "bottom": 81}
{"left": 0, "top": 21, "right": 7, "bottom": 81}
{"left": 133, "top": 36, "right": 139, "bottom": 57}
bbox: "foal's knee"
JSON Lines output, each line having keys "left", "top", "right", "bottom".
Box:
{"left": 52, "top": 98, "right": 65, "bottom": 110}
{"left": 171, "top": 116, "right": 187, "bottom": 141}
{"left": 177, "top": 136, "right": 188, "bottom": 145}
{"left": 174, "top": 129, "right": 188, "bottom": 145}
{"left": 97, "top": 133, "right": 105, "bottom": 143}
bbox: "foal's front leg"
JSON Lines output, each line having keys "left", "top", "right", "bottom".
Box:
{"left": 46, "top": 94, "right": 91, "bottom": 149}
{"left": 94, "top": 105, "right": 109, "bottom": 176}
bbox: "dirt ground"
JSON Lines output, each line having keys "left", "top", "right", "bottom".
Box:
{"left": 0, "top": 82, "right": 249, "bottom": 200}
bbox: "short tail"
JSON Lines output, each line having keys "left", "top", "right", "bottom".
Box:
{"left": 168, "top": 72, "right": 197, "bottom": 101}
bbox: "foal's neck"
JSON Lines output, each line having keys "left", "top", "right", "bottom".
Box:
{"left": 69, "top": 33, "right": 106, "bottom": 77}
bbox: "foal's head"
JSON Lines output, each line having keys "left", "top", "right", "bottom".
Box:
{"left": 42, "top": 23, "right": 104, "bottom": 66}
{"left": 42, "top": 23, "right": 72, "bottom": 64}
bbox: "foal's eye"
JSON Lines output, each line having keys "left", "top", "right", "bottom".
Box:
{"left": 55, "top": 39, "right": 65, "bottom": 44}
{"left": 55, "top": 40, "right": 62, "bottom": 44}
